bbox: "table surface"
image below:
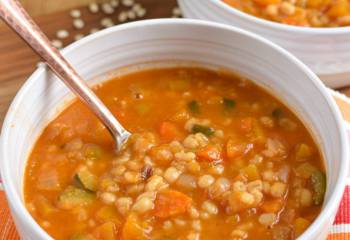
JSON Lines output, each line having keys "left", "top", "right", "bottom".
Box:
{"left": 0, "top": 0, "right": 177, "bottom": 128}
{"left": 0, "top": 0, "right": 350, "bottom": 128}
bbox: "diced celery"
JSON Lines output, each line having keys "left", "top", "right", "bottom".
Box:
{"left": 311, "top": 170, "right": 326, "bottom": 205}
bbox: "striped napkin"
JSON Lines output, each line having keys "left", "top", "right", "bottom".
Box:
{"left": 0, "top": 90, "right": 349, "bottom": 240}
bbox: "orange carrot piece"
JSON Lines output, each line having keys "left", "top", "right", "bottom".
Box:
{"left": 122, "top": 214, "right": 147, "bottom": 240}
{"left": 159, "top": 121, "right": 180, "bottom": 142}
{"left": 240, "top": 117, "right": 254, "bottom": 133}
{"left": 196, "top": 145, "right": 222, "bottom": 163}
{"left": 226, "top": 139, "right": 253, "bottom": 159}
{"left": 260, "top": 199, "right": 284, "bottom": 213}
{"left": 154, "top": 190, "right": 192, "bottom": 218}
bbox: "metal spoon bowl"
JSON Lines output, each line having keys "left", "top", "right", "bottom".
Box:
{"left": 0, "top": 0, "right": 131, "bottom": 151}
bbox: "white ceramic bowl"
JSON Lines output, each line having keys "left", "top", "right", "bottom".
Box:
{"left": 178, "top": 0, "right": 350, "bottom": 88}
{"left": 0, "top": 19, "right": 348, "bottom": 240}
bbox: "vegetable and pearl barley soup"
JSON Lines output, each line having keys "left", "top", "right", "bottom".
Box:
{"left": 24, "top": 67, "right": 326, "bottom": 240}
{"left": 222, "top": 0, "right": 350, "bottom": 27}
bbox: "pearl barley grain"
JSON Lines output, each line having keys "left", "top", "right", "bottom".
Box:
{"left": 51, "top": 39, "right": 63, "bottom": 49}
{"left": 73, "top": 19, "right": 85, "bottom": 29}
{"left": 88, "top": 3, "right": 99, "bottom": 13}
{"left": 101, "top": 17, "right": 114, "bottom": 28}
{"left": 102, "top": 3, "right": 115, "bottom": 14}
{"left": 56, "top": 29, "right": 69, "bottom": 39}
{"left": 118, "top": 11, "right": 128, "bottom": 22}
{"left": 110, "top": 0, "right": 119, "bottom": 7}
{"left": 70, "top": 9, "right": 81, "bottom": 18}
{"left": 122, "top": 0, "right": 134, "bottom": 7}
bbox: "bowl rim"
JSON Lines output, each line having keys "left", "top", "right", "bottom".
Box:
{"left": 211, "top": 0, "right": 350, "bottom": 34}
{"left": 0, "top": 18, "right": 348, "bottom": 240}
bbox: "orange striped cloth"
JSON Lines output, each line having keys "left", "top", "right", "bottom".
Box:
{"left": 0, "top": 90, "right": 349, "bottom": 240}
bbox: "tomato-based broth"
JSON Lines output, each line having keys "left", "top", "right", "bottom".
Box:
{"left": 24, "top": 67, "right": 326, "bottom": 240}
{"left": 223, "top": 0, "right": 350, "bottom": 27}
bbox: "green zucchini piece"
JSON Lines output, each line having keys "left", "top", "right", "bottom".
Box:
{"left": 223, "top": 98, "right": 236, "bottom": 111}
{"left": 74, "top": 168, "right": 98, "bottom": 192}
{"left": 187, "top": 100, "right": 200, "bottom": 114}
{"left": 311, "top": 170, "right": 326, "bottom": 205}
{"left": 191, "top": 124, "right": 214, "bottom": 137}
{"left": 57, "top": 186, "right": 95, "bottom": 210}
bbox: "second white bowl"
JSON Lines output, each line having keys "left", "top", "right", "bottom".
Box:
{"left": 178, "top": 0, "right": 350, "bottom": 88}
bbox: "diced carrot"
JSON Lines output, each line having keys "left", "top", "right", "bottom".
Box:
{"left": 93, "top": 222, "right": 116, "bottom": 240}
{"left": 122, "top": 214, "right": 147, "bottom": 240}
{"left": 154, "top": 190, "right": 192, "bottom": 218}
{"left": 196, "top": 145, "right": 222, "bottom": 163}
{"left": 159, "top": 121, "right": 180, "bottom": 142}
{"left": 226, "top": 138, "right": 253, "bottom": 159}
{"left": 240, "top": 117, "right": 254, "bottom": 133}
{"left": 260, "top": 199, "right": 284, "bottom": 213}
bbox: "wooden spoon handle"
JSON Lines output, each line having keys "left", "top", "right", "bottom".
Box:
{"left": 0, "top": 0, "right": 130, "bottom": 150}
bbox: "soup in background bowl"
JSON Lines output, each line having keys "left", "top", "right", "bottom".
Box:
{"left": 0, "top": 19, "right": 348, "bottom": 240}
{"left": 222, "top": 0, "right": 350, "bottom": 28}
{"left": 178, "top": 0, "right": 350, "bottom": 88}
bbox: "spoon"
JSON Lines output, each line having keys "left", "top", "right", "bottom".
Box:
{"left": 0, "top": 0, "right": 131, "bottom": 151}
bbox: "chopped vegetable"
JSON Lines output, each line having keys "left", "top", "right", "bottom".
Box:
{"left": 83, "top": 144, "right": 102, "bottom": 161}
{"left": 122, "top": 214, "right": 147, "bottom": 240}
{"left": 187, "top": 100, "right": 200, "bottom": 114}
{"left": 191, "top": 124, "right": 214, "bottom": 137}
{"left": 241, "top": 164, "right": 260, "bottom": 181}
{"left": 294, "top": 217, "right": 310, "bottom": 237}
{"left": 135, "top": 103, "right": 150, "bottom": 115}
{"left": 295, "top": 143, "right": 312, "bottom": 161}
{"left": 34, "top": 195, "right": 57, "bottom": 217}
{"left": 311, "top": 170, "right": 326, "bottom": 205}
{"left": 272, "top": 108, "right": 283, "bottom": 118}
{"left": 223, "top": 98, "right": 236, "bottom": 111}
{"left": 93, "top": 222, "right": 116, "bottom": 240}
{"left": 74, "top": 168, "right": 98, "bottom": 192}
{"left": 154, "top": 190, "right": 192, "bottom": 218}
{"left": 226, "top": 138, "right": 253, "bottom": 159}
{"left": 260, "top": 199, "right": 284, "bottom": 213}
{"left": 57, "top": 186, "right": 95, "bottom": 210}
{"left": 295, "top": 163, "right": 317, "bottom": 179}
{"left": 159, "top": 121, "right": 180, "bottom": 142}
{"left": 196, "top": 145, "right": 222, "bottom": 163}
{"left": 96, "top": 206, "right": 121, "bottom": 225}
{"left": 240, "top": 117, "right": 254, "bottom": 133}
